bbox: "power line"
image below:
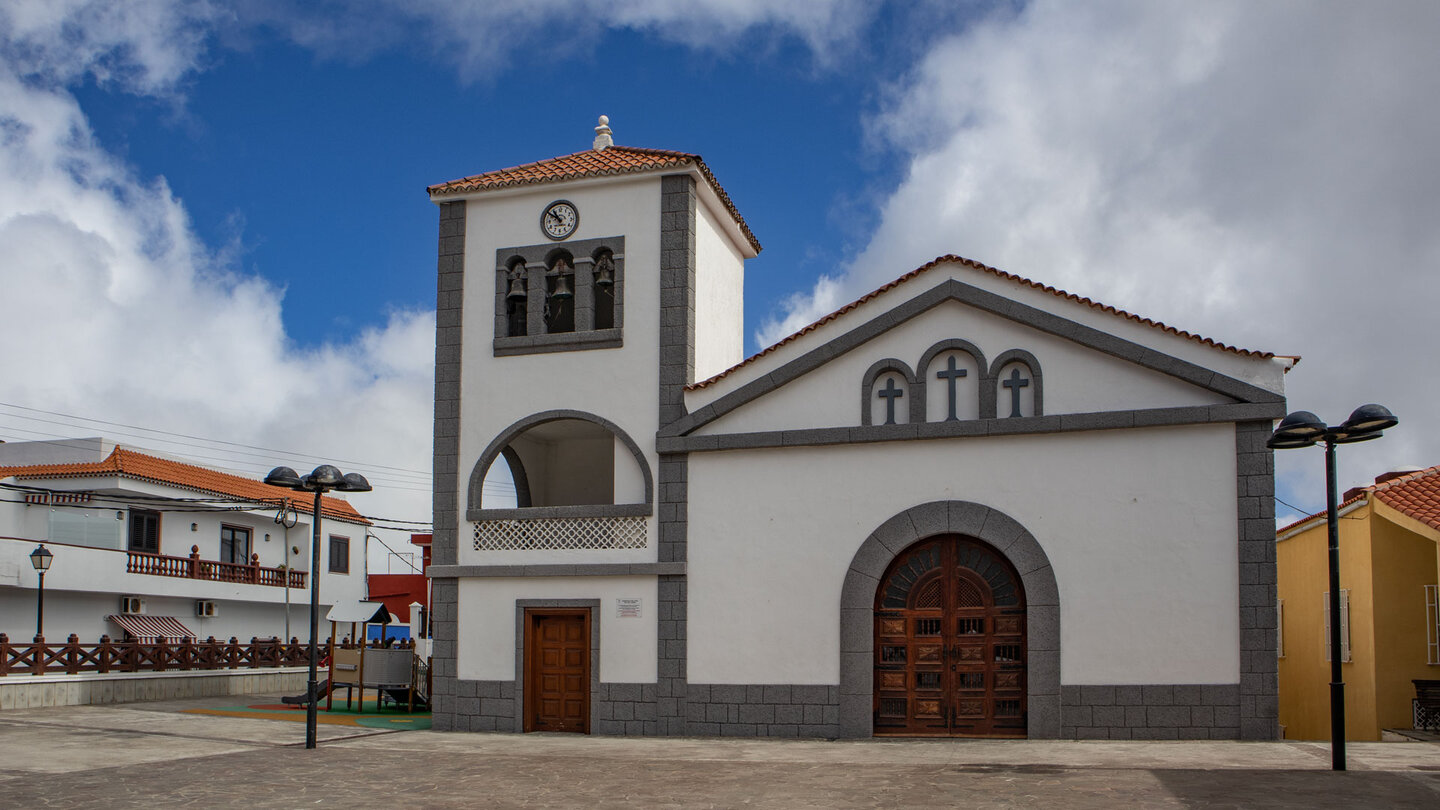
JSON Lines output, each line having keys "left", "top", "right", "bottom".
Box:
{"left": 0, "top": 400, "right": 435, "bottom": 477}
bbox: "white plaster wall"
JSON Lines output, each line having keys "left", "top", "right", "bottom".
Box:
{"left": 456, "top": 575, "right": 658, "bottom": 683}
{"left": 457, "top": 177, "right": 664, "bottom": 566}
{"left": 687, "top": 261, "right": 1286, "bottom": 407}
{"left": 0, "top": 582, "right": 320, "bottom": 643}
{"left": 685, "top": 423, "right": 1240, "bottom": 685}
{"left": 696, "top": 298, "right": 1231, "bottom": 435}
{"left": 693, "top": 200, "right": 746, "bottom": 382}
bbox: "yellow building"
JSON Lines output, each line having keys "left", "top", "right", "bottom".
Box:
{"left": 1276, "top": 465, "right": 1440, "bottom": 740}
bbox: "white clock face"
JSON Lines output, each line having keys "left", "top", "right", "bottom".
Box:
{"left": 542, "top": 201, "right": 578, "bottom": 240}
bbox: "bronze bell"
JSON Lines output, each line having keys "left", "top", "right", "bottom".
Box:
{"left": 595, "top": 260, "right": 614, "bottom": 289}
{"left": 549, "top": 275, "right": 574, "bottom": 301}
{"left": 506, "top": 277, "right": 527, "bottom": 301}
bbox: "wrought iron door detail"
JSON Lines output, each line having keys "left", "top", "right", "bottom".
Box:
{"left": 873, "top": 535, "right": 1026, "bottom": 737}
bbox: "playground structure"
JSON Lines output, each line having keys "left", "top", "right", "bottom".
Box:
{"left": 281, "top": 601, "right": 429, "bottom": 712}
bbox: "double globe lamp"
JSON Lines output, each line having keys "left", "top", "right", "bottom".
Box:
{"left": 264, "top": 464, "right": 371, "bottom": 749}
{"left": 1267, "top": 403, "right": 1398, "bottom": 771}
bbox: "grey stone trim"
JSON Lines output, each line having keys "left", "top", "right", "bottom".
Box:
{"left": 685, "top": 684, "right": 840, "bottom": 738}
{"left": 654, "top": 402, "right": 1288, "bottom": 454}
{"left": 1060, "top": 683, "right": 1242, "bottom": 740}
{"left": 859, "top": 358, "right": 925, "bottom": 426}
{"left": 988, "top": 348, "right": 1044, "bottom": 418}
{"left": 660, "top": 277, "right": 1282, "bottom": 439}
{"left": 427, "top": 563, "right": 685, "bottom": 578}
{"left": 433, "top": 201, "right": 466, "bottom": 569}
{"left": 838, "top": 501, "right": 1061, "bottom": 739}
{"left": 493, "top": 236, "right": 625, "bottom": 357}
{"left": 499, "top": 447, "right": 531, "bottom": 508}
{"left": 494, "top": 329, "right": 623, "bottom": 356}
{"left": 917, "top": 338, "right": 991, "bottom": 419}
{"left": 439, "top": 678, "right": 515, "bottom": 732}
{"left": 1235, "top": 420, "right": 1279, "bottom": 740}
{"left": 656, "top": 568, "right": 689, "bottom": 733}
{"left": 473, "top": 503, "right": 653, "bottom": 520}
{"left": 428, "top": 577, "right": 461, "bottom": 729}
{"left": 465, "top": 409, "right": 654, "bottom": 519}
{"left": 659, "top": 174, "right": 697, "bottom": 427}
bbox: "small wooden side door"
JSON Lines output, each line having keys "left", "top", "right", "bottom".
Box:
{"left": 524, "top": 609, "right": 590, "bottom": 733}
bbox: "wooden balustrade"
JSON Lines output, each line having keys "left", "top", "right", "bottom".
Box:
{"left": 0, "top": 633, "right": 325, "bottom": 676}
{"left": 126, "top": 545, "right": 305, "bottom": 588}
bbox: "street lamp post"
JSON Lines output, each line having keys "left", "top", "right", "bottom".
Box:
{"left": 264, "top": 465, "right": 372, "bottom": 749}
{"left": 29, "top": 544, "right": 53, "bottom": 641}
{"left": 1267, "top": 403, "right": 1398, "bottom": 772}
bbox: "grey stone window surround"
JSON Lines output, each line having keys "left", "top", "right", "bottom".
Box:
{"left": 989, "top": 348, "right": 1044, "bottom": 417}
{"left": 493, "top": 236, "right": 625, "bottom": 357}
{"left": 660, "top": 276, "right": 1282, "bottom": 440}
{"left": 859, "top": 358, "right": 924, "bottom": 426}
{"left": 838, "top": 501, "right": 1061, "bottom": 739}
{"left": 859, "top": 341, "right": 1043, "bottom": 427}
{"left": 916, "top": 338, "right": 991, "bottom": 419}
{"left": 466, "top": 409, "right": 655, "bottom": 522}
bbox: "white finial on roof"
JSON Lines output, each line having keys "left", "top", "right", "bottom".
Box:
{"left": 593, "top": 115, "right": 613, "bottom": 151}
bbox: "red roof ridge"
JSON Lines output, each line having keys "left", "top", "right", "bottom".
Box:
{"left": 0, "top": 447, "right": 369, "bottom": 524}
{"left": 688, "top": 255, "right": 1278, "bottom": 391}
{"left": 427, "top": 145, "right": 760, "bottom": 253}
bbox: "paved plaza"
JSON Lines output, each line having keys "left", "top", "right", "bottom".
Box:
{"left": 1, "top": 697, "right": 1438, "bottom": 808}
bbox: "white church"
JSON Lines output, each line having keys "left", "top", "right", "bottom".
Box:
{"left": 423, "top": 117, "right": 1288, "bottom": 740}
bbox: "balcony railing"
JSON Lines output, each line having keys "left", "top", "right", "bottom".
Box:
{"left": 472, "top": 515, "right": 649, "bottom": 551}
{"left": 0, "top": 634, "right": 418, "bottom": 677}
{"left": 126, "top": 545, "right": 305, "bottom": 588}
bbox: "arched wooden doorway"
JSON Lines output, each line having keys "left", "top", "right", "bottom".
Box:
{"left": 873, "top": 534, "right": 1027, "bottom": 737}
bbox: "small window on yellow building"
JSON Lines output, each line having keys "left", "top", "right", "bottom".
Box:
{"left": 1426, "top": 584, "right": 1438, "bottom": 665}
{"left": 1276, "top": 598, "right": 1284, "bottom": 658}
{"left": 1323, "top": 590, "right": 1351, "bottom": 663}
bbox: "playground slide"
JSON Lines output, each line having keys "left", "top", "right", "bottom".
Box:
{"left": 380, "top": 687, "right": 429, "bottom": 710}
{"left": 280, "top": 680, "right": 334, "bottom": 706}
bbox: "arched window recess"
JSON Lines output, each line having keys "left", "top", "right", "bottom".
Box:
{"left": 467, "top": 410, "right": 653, "bottom": 522}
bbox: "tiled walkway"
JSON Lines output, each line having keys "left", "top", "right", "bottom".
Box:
{"left": 1, "top": 697, "right": 1438, "bottom": 808}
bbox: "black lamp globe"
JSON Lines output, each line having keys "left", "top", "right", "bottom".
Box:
{"left": 305, "top": 465, "right": 344, "bottom": 490}
{"left": 1340, "top": 404, "right": 1398, "bottom": 435}
{"left": 264, "top": 466, "right": 304, "bottom": 489}
{"left": 338, "top": 472, "right": 372, "bottom": 493}
{"left": 1266, "top": 411, "right": 1326, "bottom": 449}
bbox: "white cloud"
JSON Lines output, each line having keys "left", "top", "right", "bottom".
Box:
{"left": 0, "top": 4, "right": 435, "bottom": 547}
{"left": 239, "top": 0, "right": 873, "bottom": 76}
{"left": 760, "top": 1, "right": 1440, "bottom": 511}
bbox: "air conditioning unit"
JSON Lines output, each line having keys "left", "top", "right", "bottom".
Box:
{"left": 195, "top": 600, "right": 218, "bottom": 618}
{"left": 120, "top": 595, "right": 145, "bottom": 615}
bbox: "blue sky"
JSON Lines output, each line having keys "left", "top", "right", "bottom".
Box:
{"left": 2, "top": 1, "right": 1438, "bottom": 545}
{"left": 68, "top": 13, "right": 910, "bottom": 352}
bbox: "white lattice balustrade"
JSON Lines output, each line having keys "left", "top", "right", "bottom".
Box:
{"left": 473, "top": 515, "right": 649, "bottom": 551}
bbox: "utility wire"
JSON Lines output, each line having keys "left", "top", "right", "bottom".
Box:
{"left": 0, "top": 401, "right": 435, "bottom": 477}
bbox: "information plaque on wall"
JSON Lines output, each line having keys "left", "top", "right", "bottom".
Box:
{"left": 616, "top": 598, "right": 642, "bottom": 618}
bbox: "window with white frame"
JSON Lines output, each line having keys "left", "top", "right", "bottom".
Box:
{"left": 1426, "top": 584, "right": 1438, "bottom": 665}
{"left": 1323, "top": 589, "right": 1352, "bottom": 663}
{"left": 1276, "top": 598, "right": 1285, "bottom": 658}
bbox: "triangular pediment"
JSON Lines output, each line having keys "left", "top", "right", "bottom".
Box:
{"left": 664, "top": 268, "right": 1284, "bottom": 443}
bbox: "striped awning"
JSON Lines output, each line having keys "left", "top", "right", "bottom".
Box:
{"left": 106, "top": 614, "right": 198, "bottom": 642}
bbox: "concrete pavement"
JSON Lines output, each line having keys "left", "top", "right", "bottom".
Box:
{"left": 1, "top": 696, "right": 1438, "bottom": 808}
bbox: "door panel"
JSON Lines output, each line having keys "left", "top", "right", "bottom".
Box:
{"left": 873, "top": 535, "right": 1026, "bottom": 737}
{"left": 525, "top": 610, "right": 590, "bottom": 733}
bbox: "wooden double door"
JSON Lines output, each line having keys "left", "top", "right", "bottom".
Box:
{"left": 874, "top": 535, "right": 1027, "bottom": 737}
{"left": 524, "top": 609, "right": 590, "bottom": 733}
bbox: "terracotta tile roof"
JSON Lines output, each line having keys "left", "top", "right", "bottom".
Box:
{"left": 428, "top": 145, "right": 760, "bottom": 253}
{"left": 1275, "top": 464, "right": 1440, "bottom": 536}
{"left": 688, "top": 254, "right": 1279, "bottom": 391}
{"left": 1372, "top": 465, "right": 1440, "bottom": 533}
{"left": 0, "top": 447, "right": 369, "bottom": 524}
